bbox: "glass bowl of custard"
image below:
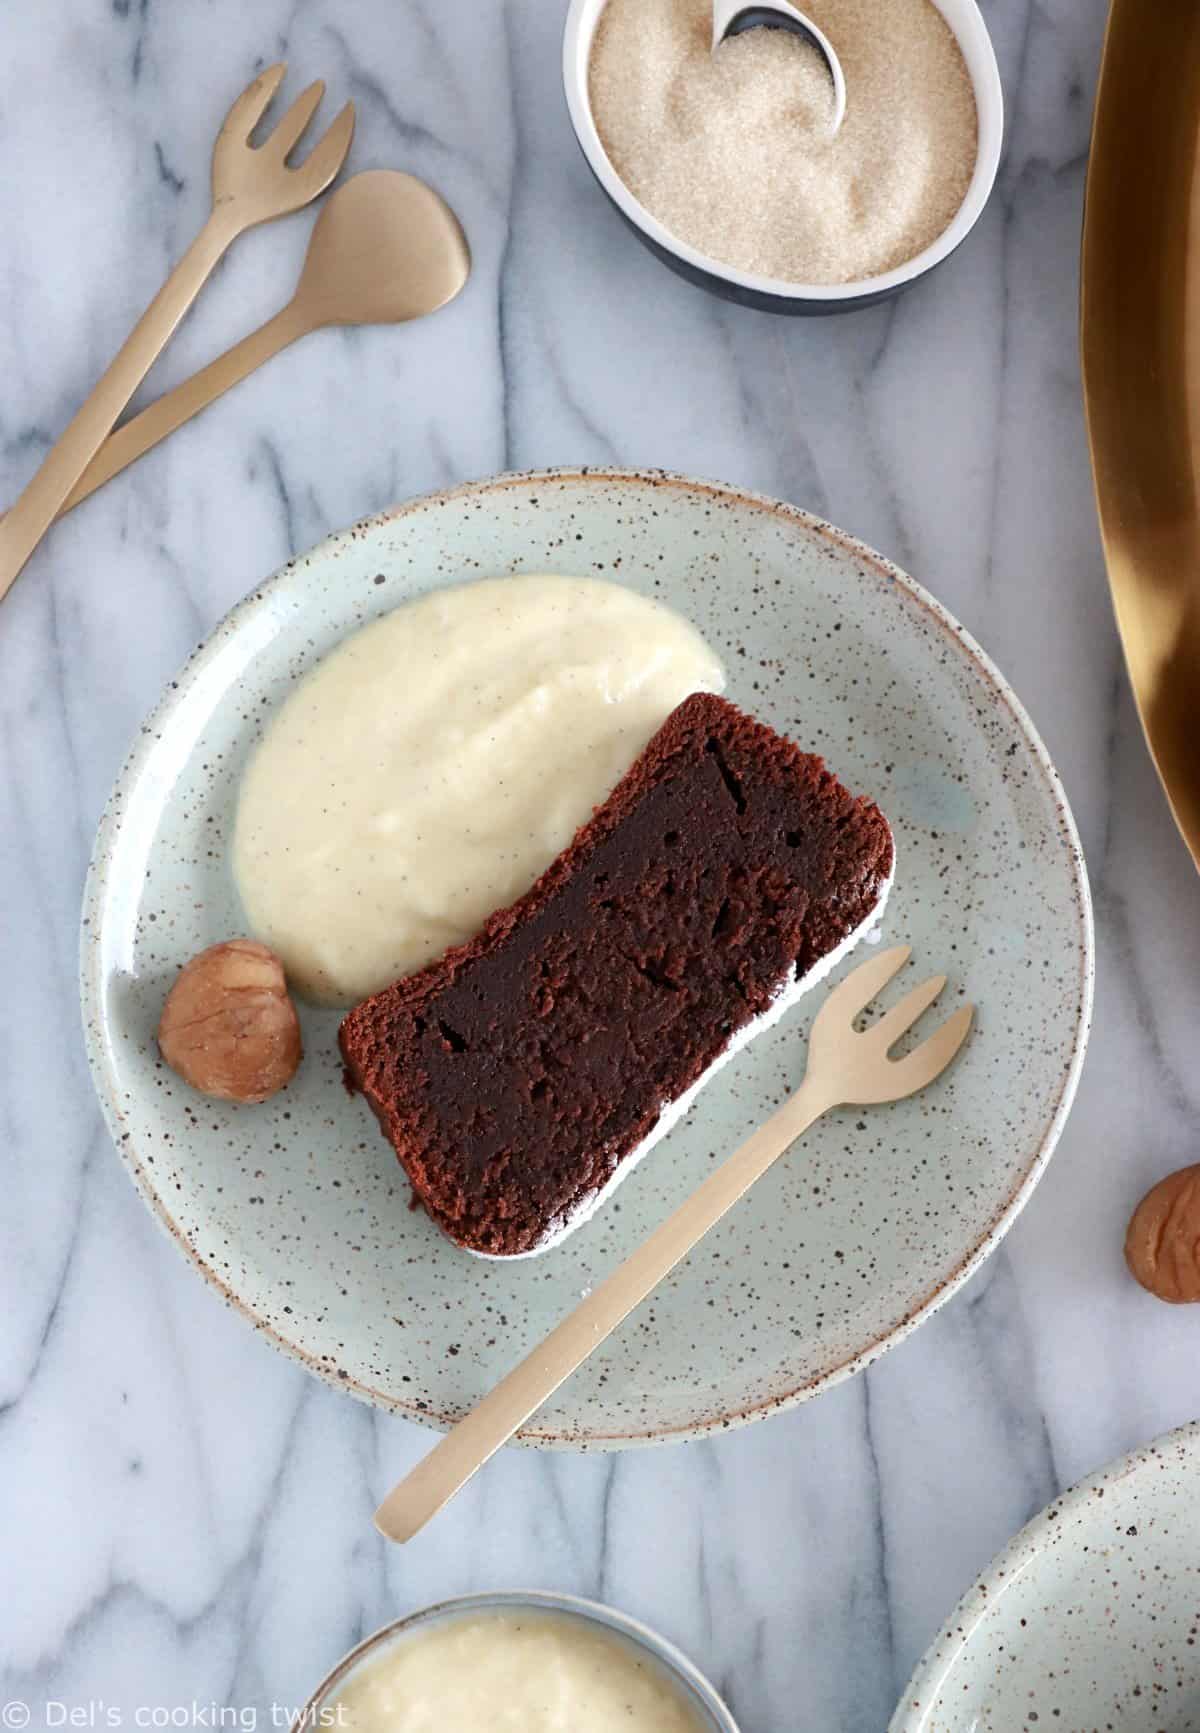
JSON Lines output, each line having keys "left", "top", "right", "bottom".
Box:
{"left": 302, "top": 1590, "right": 739, "bottom": 1733}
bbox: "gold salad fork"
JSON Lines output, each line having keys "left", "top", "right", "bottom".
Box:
{"left": 375, "top": 945, "right": 974, "bottom": 1544}
{"left": 0, "top": 63, "right": 354, "bottom": 607}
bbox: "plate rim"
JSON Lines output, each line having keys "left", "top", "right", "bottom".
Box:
{"left": 889, "top": 1419, "right": 1200, "bottom": 1731}
{"left": 79, "top": 465, "right": 1095, "bottom": 1448}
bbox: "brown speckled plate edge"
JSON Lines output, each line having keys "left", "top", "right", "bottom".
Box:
{"left": 79, "top": 466, "right": 1094, "bottom": 1448}
{"left": 890, "top": 1421, "right": 1200, "bottom": 1731}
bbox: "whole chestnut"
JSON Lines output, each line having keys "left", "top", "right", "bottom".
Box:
{"left": 1125, "top": 1163, "right": 1200, "bottom": 1303}
{"left": 158, "top": 938, "right": 302, "bottom": 1104}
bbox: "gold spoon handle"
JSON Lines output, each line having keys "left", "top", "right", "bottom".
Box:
{"left": 0, "top": 209, "right": 239, "bottom": 603}
{"left": 58, "top": 302, "right": 311, "bottom": 518}
{"left": 373, "top": 1075, "right": 833, "bottom": 1546}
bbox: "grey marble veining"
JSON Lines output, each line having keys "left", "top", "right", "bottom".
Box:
{"left": 2, "top": 2, "right": 1199, "bottom": 1730}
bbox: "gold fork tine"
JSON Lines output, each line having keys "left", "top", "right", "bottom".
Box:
{"left": 884, "top": 1004, "right": 975, "bottom": 1100}
{"left": 872, "top": 973, "right": 947, "bottom": 1051}
{"left": 814, "top": 943, "right": 911, "bottom": 1030}
{"left": 287, "top": 102, "right": 356, "bottom": 199}
{"left": 220, "top": 62, "right": 287, "bottom": 144}
{"left": 263, "top": 79, "right": 326, "bottom": 159}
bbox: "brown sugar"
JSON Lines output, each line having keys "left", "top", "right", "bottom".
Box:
{"left": 589, "top": 0, "right": 978, "bottom": 284}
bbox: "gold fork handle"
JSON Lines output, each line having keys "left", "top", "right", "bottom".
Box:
{"left": 374, "top": 1075, "right": 835, "bottom": 1545}
{"left": 57, "top": 301, "right": 310, "bottom": 518}
{"left": 0, "top": 206, "right": 240, "bottom": 606}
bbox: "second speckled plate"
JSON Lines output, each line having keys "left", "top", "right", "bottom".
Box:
{"left": 892, "top": 1423, "right": 1200, "bottom": 1732}
{"left": 81, "top": 469, "right": 1092, "bottom": 1445}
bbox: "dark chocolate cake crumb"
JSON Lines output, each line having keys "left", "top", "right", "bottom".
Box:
{"left": 339, "top": 693, "right": 892, "bottom": 1257}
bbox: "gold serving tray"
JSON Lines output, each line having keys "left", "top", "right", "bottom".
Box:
{"left": 1081, "top": 0, "right": 1200, "bottom": 871}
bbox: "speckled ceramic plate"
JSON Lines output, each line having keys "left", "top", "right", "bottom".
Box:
{"left": 891, "top": 1423, "right": 1200, "bottom": 1732}
{"left": 80, "top": 468, "right": 1092, "bottom": 1445}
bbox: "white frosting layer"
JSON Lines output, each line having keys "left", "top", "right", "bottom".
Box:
{"left": 469, "top": 854, "right": 895, "bottom": 1261}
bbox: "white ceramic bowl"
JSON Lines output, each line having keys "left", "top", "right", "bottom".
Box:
{"left": 892, "top": 1423, "right": 1200, "bottom": 1732}
{"left": 303, "top": 1592, "right": 739, "bottom": 1732}
{"left": 562, "top": 0, "right": 1004, "bottom": 313}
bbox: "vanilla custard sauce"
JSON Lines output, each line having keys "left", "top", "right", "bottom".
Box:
{"left": 232, "top": 575, "right": 724, "bottom": 1003}
{"left": 325, "top": 1611, "right": 710, "bottom": 1732}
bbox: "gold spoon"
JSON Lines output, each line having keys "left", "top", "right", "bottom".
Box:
{"left": 55, "top": 169, "right": 470, "bottom": 519}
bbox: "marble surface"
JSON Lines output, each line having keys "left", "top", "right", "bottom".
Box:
{"left": 1, "top": 2, "right": 1198, "bottom": 1730}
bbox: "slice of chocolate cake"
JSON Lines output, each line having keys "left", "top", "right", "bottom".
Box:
{"left": 339, "top": 693, "right": 893, "bottom": 1258}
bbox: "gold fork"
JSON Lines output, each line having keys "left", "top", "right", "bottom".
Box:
{"left": 0, "top": 63, "right": 354, "bottom": 607}
{"left": 374, "top": 945, "right": 974, "bottom": 1544}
